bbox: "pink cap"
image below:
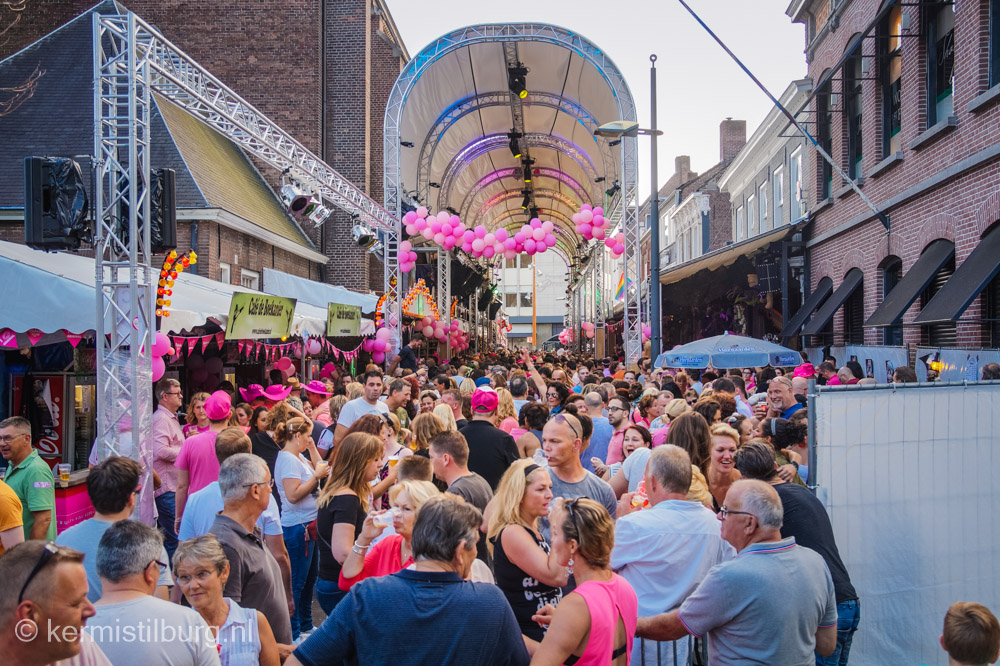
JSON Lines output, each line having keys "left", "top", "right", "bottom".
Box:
{"left": 205, "top": 390, "right": 233, "bottom": 421}
{"left": 793, "top": 363, "right": 815, "bottom": 378}
{"left": 471, "top": 387, "right": 499, "bottom": 413}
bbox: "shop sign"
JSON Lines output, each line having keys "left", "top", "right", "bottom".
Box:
{"left": 225, "top": 292, "right": 296, "bottom": 340}
{"left": 327, "top": 303, "right": 361, "bottom": 337}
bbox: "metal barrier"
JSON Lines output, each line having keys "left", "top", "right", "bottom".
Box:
{"left": 635, "top": 635, "right": 705, "bottom": 666}
{"left": 807, "top": 379, "right": 1000, "bottom": 665}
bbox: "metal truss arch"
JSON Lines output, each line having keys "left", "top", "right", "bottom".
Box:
{"left": 459, "top": 167, "right": 590, "bottom": 222}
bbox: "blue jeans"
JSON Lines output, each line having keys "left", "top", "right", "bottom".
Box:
{"left": 816, "top": 599, "right": 860, "bottom": 666}
{"left": 283, "top": 523, "right": 318, "bottom": 639}
{"left": 315, "top": 578, "right": 347, "bottom": 615}
{"left": 154, "top": 492, "right": 178, "bottom": 562}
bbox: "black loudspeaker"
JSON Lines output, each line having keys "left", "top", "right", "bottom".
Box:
{"left": 478, "top": 290, "right": 492, "bottom": 310}
{"left": 150, "top": 168, "right": 177, "bottom": 253}
{"left": 24, "top": 157, "right": 91, "bottom": 251}
{"left": 488, "top": 301, "right": 501, "bottom": 319}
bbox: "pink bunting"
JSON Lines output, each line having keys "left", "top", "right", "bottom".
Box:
{"left": 200, "top": 335, "right": 212, "bottom": 353}
{"left": 187, "top": 338, "right": 198, "bottom": 355}
{"left": 0, "top": 329, "right": 16, "bottom": 348}
{"left": 215, "top": 332, "right": 225, "bottom": 348}
{"left": 64, "top": 331, "right": 84, "bottom": 348}
{"left": 238, "top": 341, "right": 245, "bottom": 355}
{"left": 26, "top": 329, "right": 43, "bottom": 346}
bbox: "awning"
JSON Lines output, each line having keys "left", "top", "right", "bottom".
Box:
{"left": 865, "top": 239, "right": 955, "bottom": 327}
{"left": 913, "top": 229, "right": 1000, "bottom": 325}
{"left": 780, "top": 276, "right": 833, "bottom": 338}
{"left": 262, "top": 268, "right": 378, "bottom": 312}
{"left": 802, "top": 268, "right": 864, "bottom": 336}
{"left": 660, "top": 226, "right": 792, "bottom": 286}
{"left": 0, "top": 239, "right": 96, "bottom": 334}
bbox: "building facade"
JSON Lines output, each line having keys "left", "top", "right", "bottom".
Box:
{"left": 785, "top": 0, "right": 1000, "bottom": 352}
{"left": 500, "top": 251, "right": 567, "bottom": 345}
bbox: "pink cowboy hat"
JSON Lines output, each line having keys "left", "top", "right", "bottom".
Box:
{"left": 239, "top": 384, "right": 265, "bottom": 402}
{"left": 303, "top": 380, "right": 332, "bottom": 396}
{"left": 262, "top": 384, "right": 293, "bottom": 401}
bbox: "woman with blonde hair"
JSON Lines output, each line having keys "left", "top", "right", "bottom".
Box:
{"left": 410, "top": 413, "right": 445, "bottom": 453}
{"left": 273, "top": 416, "right": 330, "bottom": 639}
{"left": 488, "top": 459, "right": 567, "bottom": 641}
{"left": 339, "top": 479, "right": 440, "bottom": 590}
{"left": 433, "top": 403, "right": 458, "bottom": 432}
{"left": 173, "top": 535, "right": 280, "bottom": 665}
{"left": 313, "top": 432, "right": 382, "bottom": 613}
{"left": 495, "top": 387, "right": 518, "bottom": 434}
{"left": 660, "top": 412, "right": 714, "bottom": 508}
{"left": 458, "top": 376, "right": 476, "bottom": 396}
{"left": 707, "top": 422, "right": 742, "bottom": 512}
{"left": 183, "top": 391, "right": 211, "bottom": 437}
{"left": 345, "top": 381, "right": 364, "bottom": 401}
{"left": 527, "top": 498, "right": 637, "bottom": 665}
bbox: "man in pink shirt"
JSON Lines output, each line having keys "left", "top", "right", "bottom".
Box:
{"left": 173, "top": 390, "right": 232, "bottom": 534}
{"left": 605, "top": 396, "right": 631, "bottom": 465}
{"left": 152, "top": 377, "right": 185, "bottom": 560}
{"left": 304, "top": 380, "right": 334, "bottom": 428}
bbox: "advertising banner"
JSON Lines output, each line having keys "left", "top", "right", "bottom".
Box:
{"left": 224, "top": 292, "right": 296, "bottom": 340}
{"left": 915, "top": 347, "right": 1000, "bottom": 381}
{"left": 327, "top": 303, "right": 361, "bottom": 337}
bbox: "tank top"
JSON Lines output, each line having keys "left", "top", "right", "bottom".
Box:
{"left": 566, "top": 574, "right": 638, "bottom": 666}
{"left": 218, "top": 598, "right": 262, "bottom": 666}
{"left": 490, "top": 525, "right": 563, "bottom": 642}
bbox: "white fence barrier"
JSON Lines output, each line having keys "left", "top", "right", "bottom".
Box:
{"left": 811, "top": 380, "right": 1000, "bottom": 664}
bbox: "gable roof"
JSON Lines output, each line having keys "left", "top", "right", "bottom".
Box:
{"left": 0, "top": 2, "right": 316, "bottom": 253}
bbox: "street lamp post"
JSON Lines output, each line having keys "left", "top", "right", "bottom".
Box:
{"left": 595, "top": 54, "right": 664, "bottom": 363}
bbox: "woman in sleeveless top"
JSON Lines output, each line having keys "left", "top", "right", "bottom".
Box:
{"left": 173, "top": 535, "right": 280, "bottom": 666}
{"left": 515, "top": 402, "right": 549, "bottom": 459}
{"left": 528, "top": 497, "right": 638, "bottom": 666}
{"left": 487, "top": 459, "right": 568, "bottom": 641}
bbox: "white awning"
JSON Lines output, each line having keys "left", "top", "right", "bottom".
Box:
{"left": 262, "top": 268, "right": 378, "bottom": 311}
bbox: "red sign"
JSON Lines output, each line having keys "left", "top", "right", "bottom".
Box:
{"left": 11, "top": 375, "right": 65, "bottom": 470}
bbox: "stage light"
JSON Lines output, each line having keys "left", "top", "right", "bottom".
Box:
{"left": 521, "top": 192, "right": 530, "bottom": 210}
{"left": 523, "top": 169, "right": 531, "bottom": 184}
{"left": 429, "top": 182, "right": 441, "bottom": 188}
{"left": 400, "top": 141, "right": 414, "bottom": 148}
{"left": 606, "top": 181, "right": 621, "bottom": 197}
{"left": 508, "top": 130, "right": 523, "bottom": 159}
{"left": 507, "top": 63, "right": 528, "bottom": 99}
{"left": 352, "top": 223, "right": 376, "bottom": 248}
{"left": 308, "top": 205, "right": 332, "bottom": 226}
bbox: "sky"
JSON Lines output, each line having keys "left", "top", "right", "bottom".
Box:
{"left": 383, "top": 0, "right": 808, "bottom": 204}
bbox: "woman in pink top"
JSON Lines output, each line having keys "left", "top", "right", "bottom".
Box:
{"left": 496, "top": 388, "right": 519, "bottom": 434}
{"left": 182, "top": 392, "right": 211, "bottom": 438}
{"left": 528, "top": 497, "right": 638, "bottom": 666}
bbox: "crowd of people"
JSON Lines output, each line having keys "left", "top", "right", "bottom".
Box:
{"left": 0, "top": 346, "right": 997, "bottom": 665}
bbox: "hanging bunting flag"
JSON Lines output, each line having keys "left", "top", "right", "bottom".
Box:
{"left": 172, "top": 336, "right": 185, "bottom": 351}
{"left": 0, "top": 329, "right": 16, "bottom": 348}
{"left": 238, "top": 340, "right": 246, "bottom": 355}
{"left": 187, "top": 338, "right": 198, "bottom": 355}
{"left": 215, "top": 332, "right": 225, "bottom": 348}
{"left": 26, "top": 329, "right": 43, "bottom": 346}
{"left": 64, "top": 331, "right": 84, "bottom": 348}
{"left": 200, "top": 335, "right": 213, "bottom": 353}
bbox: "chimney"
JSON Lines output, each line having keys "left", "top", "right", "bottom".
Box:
{"left": 675, "top": 155, "right": 691, "bottom": 182}
{"left": 720, "top": 118, "right": 746, "bottom": 162}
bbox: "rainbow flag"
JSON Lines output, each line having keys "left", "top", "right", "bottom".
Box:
{"left": 615, "top": 273, "right": 630, "bottom": 301}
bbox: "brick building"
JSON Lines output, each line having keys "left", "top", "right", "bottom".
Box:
{"left": 1, "top": 0, "right": 409, "bottom": 293}
{"left": 784, "top": 0, "right": 1000, "bottom": 354}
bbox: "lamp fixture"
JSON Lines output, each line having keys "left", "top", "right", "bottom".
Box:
{"left": 400, "top": 141, "right": 414, "bottom": 148}
{"left": 507, "top": 62, "right": 528, "bottom": 99}
{"left": 352, "top": 220, "right": 377, "bottom": 248}
{"left": 520, "top": 191, "right": 530, "bottom": 210}
{"left": 508, "top": 130, "right": 523, "bottom": 159}
{"left": 605, "top": 181, "right": 621, "bottom": 197}
{"left": 429, "top": 182, "right": 441, "bottom": 188}
{"left": 608, "top": 139, "right": 621, "bottom": 146}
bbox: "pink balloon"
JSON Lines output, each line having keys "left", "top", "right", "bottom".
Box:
{"left": 405, "top": 224, "right": 416, "bottom": 236}
{"left": 463, "top": 230, "right": 475, "bottom": 242}
{"left": 524, "top": 239, "right": 537, "bottom": 252}
{"left": 605, "top": 237, "right": 615, "bottom": 248}
{"left": 400, "top": 262, "right": 412, "bottom": 272}
{"left": 399, "top": 240, "right": 412, "bottom": 252}
{"left": 586, "top": 330, "right": 595, "bottom": 339}
{"left": 472, "top": 238, "right": 485, "bottom": 253}
{"left": 530, "top": 219, "right": 541, "bottom": 229}
{"left": 437, "top": 210, "right": 450, "bottom": 222}
{"left": 544, "top": 233, "right": 557, "bottom": 247}
{"left": 152, "top": 356, "right": 166, "bottom": 382}
{"left": 404, "top": 210, "right": 418, "bottom": 224}
{"left": 441, "top": 223, "right": 453, "bottom": 236}
{"left": 152, "top": 332, "right": 172, "bottom": 357}
{"left": 532, "top": 228, "right": 545, "bottom": 241}
{"left": 307, "top": 339, "right": 322, "bottom": 355}
{"left": 503, "top": 238, "right": 516, "bottom": 250}
{"left": 434, "top": 232, "right": 446, "bottom": 245}
{"left": 503, "top": 249, "right": 517, "bottom": 259}
{"left": 580, "top": 223, "right": 592, "bottom": 236}
{"left": 572, "top": 213, "right": 582, "bottom": 224}
{"left": 474, "top": 225, "right": 487, "bottom": 239}
{"left": 422, "top": 325, "right": 434, "bottom": 337}
{"left": 372, "top": 351, "right": 386, "bottom": 364}
{"left": 484, "top": 233, "right": 495, "bottom": 245}
{"left": 416, "top": 206, "right": 428, "bottom": 218}
{"left": 454, "top": 223, "right": 466, "bottom": 236}
{"left": 541, "top": 220, "right": 554, "bottom": 234}
{"left": 421, "top": 227, "right": 434, "bottom": 240}
{"left": 362, "top": 339, "right": 373, "bottom": 351}
{"left": 376, "top": 327, "right": 390, "bottom": 340}
{"left": 580, "top": 210, "right": 593, "bottom": 224}
{"left": 483, "top": 245, "right": 495, "bottom": 258}
{"left": 442, "top": 238, "right": 455, "bottom": 250}
{"left": 514, "top": 232, "right": 526, "bottom": 244}
{"left": 593, "top": 227, "right": 606, "bottom": 240}
{"left": 594, "top": 207, "right": 604, "bottom": 216}
{"left": 614, "top": 243, "right": 625, "bottom": 253}
{"left": 462, "top": 241, "right": 474, "bottom": 253}
{"left": 581, "top": 204, "right": 592, "bottom": 212}
{"left": 495, "top": 228, "right": 508, "bottom": 241}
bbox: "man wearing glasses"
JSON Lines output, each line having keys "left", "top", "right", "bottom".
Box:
{"left": 55, "top": 457, "right": 173, "bottom": 602}
{"left": 635, "top": 480, "right": 837, "bottom": 665}
{"left": 0, "top": 416, "right": 55, "bottom": 541}
{"left": 152, "top": 378, "right": 185, "bottom": 561}
{"left": 604, "top": 397, "right": 631, "bottom": 466}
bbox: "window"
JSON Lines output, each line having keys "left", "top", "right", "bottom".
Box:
{"left": 736, "top": 206, "right": 745, "bottom": 241}
{"left": 992, "top": 0, "right": 1000, "bottom": 88}
{"left": 747, "top": 194, "right": 756, "bottom": 237}
{"left": 758, "top": 183, "right": 768, "bottom": 232}
{"left": 882, "top": 259, "right": 904, "bottom": 346}
{"left": 926, "top": 1, "right": 955, "bottom": 126}
{"left": 519, "top": 292, "right": 533, "bottom": 308}
{"left": 845, "top": 40, "right": 864, "bottom": 179}
{"left": 881, "top": 3, "right": 903, "bottom": 155}
{"left": 505, "top": 293, "right": 517, "bottom": 308}
{"left": 921, "top": 256, "right": 956, "bottom": 347}
{"left": 987, "top": 271, "right": 1000, "bottom": 348}
{"left": 219, "top": 262, "right": 231, "bottom": 284}
{"left": 843, "top": 278, "right": 865, "bottom": 345}
{"left": 817, "top": 79, "right": 834, "bottom": 199}
{"left": 773, "top": 167, "right": 784, "bottom": 226}
{"left": 790, "top": 148, "right": 803, "bottom": 220}
{"left": 520, "top": 254, "right": 533, "bottom": 268}
{"left": 505, "top": 257, "right": 516, "bottom": 269}
{"left": 240, "top": 268, "right": 259, "bottom": 290}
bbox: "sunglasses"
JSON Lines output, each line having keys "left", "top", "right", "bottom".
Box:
{"left": 553, "top": 413, "right": 582, "bottom": 439}
{"left": 18, "top": 542, "right": 62, "bottom": 603}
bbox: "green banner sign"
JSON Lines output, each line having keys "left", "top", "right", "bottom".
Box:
{"left": 225, "top": 292, "right": 296, "bottom": 340}
{"left": 327, "top": 303, "right": 361, "bottom": 337}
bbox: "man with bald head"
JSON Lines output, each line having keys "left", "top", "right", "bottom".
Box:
{"left": 636, "top": 479, "right": 837, "bottom": 665}
{"left": 581, "top": 392, "right": 613, "bottom": 473}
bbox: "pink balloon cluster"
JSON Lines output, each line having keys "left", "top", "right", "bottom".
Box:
{"left": 151, "top": 332, "right": 176, "bottom": 382}
{"left": 362, "top": 326, "right": 394, "bottom": 364}
{"left": 572, "top": 204, "right": 608, "bottom": 241}
{"left": 581, "top": 321, "right": 596, "bottom": 339}
{"left": 398, "top": 240, "right": 418, "bottom": 273}
{"left": 402, "top": 206, "right": 557, "bottom": 260}
{"left": 642, "top": 323, "right": 652, "bottom": 343}
{"left": 558, "top": 328, "right": 573, "bottom": 346}
{"left": 418, "top": 316, "right": 449, "bottom": 342}
{"left": 272, "top": 355, "right": 298, "bottom": 381}
{"left": 605, "top": 232, "right": 625, "bottom": 259}
{"left": 449, "top": 322, "right": 470, "bottom": 351}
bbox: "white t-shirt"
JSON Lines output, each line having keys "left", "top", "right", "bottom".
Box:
{"left": 177, "top": 481, "right": 282, "bottom": 540}
{"left": 87, "top": 595, "right": 221, "bottom": 665}
{"left": 335, "top": 397, "right": 389, "bottom": 429}
{"left": 274, "top": 450, "right": 318, "bottom": 527}
{"left": 53, "top": 632, "right": 112, "bottom": 666}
